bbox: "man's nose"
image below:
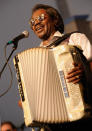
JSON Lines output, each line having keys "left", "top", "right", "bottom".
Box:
{"left": 34, "top": 18, "right": 41, "bottom": 26}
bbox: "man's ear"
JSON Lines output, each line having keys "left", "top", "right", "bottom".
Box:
{"left": 54, "top": 18, "right": 58, "bottom": 29}
{"left": 54, "top": 19, "right": 58, "bottom": 25}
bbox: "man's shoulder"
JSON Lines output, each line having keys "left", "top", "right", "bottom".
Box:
{"left": 69, "top": 31, "right": 88, "bottom": 40}
{"left": 65, "top": 31, "right": 81, "bottom": 36}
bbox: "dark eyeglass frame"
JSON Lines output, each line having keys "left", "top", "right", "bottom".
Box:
{"left": 29, "top": 13, "right": 47, "bottom": 28}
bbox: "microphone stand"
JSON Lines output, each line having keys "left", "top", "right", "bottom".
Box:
{"left": 0, "top": 42, "right": 18, "bottom": 78}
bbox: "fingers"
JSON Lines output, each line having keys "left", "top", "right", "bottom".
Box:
{"left": 65, "top": 62, "right": 84, "bottom": 84}
{"left": 67, "top": 63, "right": 83, "bottom": 75}
{"left": 66, "top": 68, "right": 83, "bottom": 78}
{"left": 66, "top": 75, "right": 81, "bottom": 84}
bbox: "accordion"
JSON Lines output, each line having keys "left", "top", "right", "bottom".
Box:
{"left": 13, "top": 44, "right": 89, "bottom": 126}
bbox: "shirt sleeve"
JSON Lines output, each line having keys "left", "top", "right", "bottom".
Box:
{"left": 69, "top": 33, "right": 92, "bottom": 60}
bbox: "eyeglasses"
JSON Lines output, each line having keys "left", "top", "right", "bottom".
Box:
{"left": 29, "top": 14, "right": 46, "bottom": 27}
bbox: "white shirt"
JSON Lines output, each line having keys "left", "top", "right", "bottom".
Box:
{"left": 40, "top": 31, "right": 92, "bottom": 60}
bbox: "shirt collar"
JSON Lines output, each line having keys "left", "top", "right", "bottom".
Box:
{"left": 53, "top": 31, "right": 64, "bottom": 37}
{"left": 40, "top": 31, "right": 64, "bottom": 47}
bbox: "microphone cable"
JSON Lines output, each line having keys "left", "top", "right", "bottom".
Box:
{"left": 0, "top": 44, "right": 13, "bottom": 97}
{"left": 0, "top": 30, "right": 29, "bottom": 97}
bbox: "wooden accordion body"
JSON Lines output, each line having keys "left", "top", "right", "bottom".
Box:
{"left": 13, "top": 44, "right": 88, "bottom": 126}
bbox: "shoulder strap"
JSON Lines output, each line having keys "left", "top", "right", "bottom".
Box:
{"left": 47, "top": 31, "right": 79, "bottom": 48}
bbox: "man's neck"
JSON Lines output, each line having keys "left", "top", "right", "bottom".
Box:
{"left": 42, "top": 32, "right": 55, "bottom": 46}
{"left": 40, "top": 31, "right": 64, "bottom": 47}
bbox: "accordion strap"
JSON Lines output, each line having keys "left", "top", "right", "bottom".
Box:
{"left": 47, "top": 31, "right": 79, "bottom": 48}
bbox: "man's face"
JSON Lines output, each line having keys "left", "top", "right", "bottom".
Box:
{"left": 30, "top": 9, "right": 56, "bottom": 40}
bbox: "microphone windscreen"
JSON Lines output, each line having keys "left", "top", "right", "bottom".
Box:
{"left": 22, "top": 30, "right": 29, "bottom": 38}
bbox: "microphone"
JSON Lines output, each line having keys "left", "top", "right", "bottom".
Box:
{"left": 7, "top": 30, "right": 29, "bottom": 45}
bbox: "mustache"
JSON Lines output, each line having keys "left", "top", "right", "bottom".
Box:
{"left": 35, "top": 24, "right": 44, "bottom": 31}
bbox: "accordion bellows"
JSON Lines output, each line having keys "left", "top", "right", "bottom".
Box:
{"left": 13, "top": 45, "right": 85, "bottom": 126}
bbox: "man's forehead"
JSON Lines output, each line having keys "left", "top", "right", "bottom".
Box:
{"left": 32, "top": 9, "right": 47, "bottom": 18}
{"left": 1, "top": 124, "right": 12, "bottom": 129}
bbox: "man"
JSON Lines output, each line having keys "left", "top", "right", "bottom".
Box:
{"left": 28, "top": 4, "right": 92, "bottom": 130}
{"left": 16, "top": 3, "right": 92, "bottom": 130}
{"left": 1, "top": 121, "right": 17, "bottom": 131}
{"left": 29, "top": 4, "right": 92, "bottom": 84}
